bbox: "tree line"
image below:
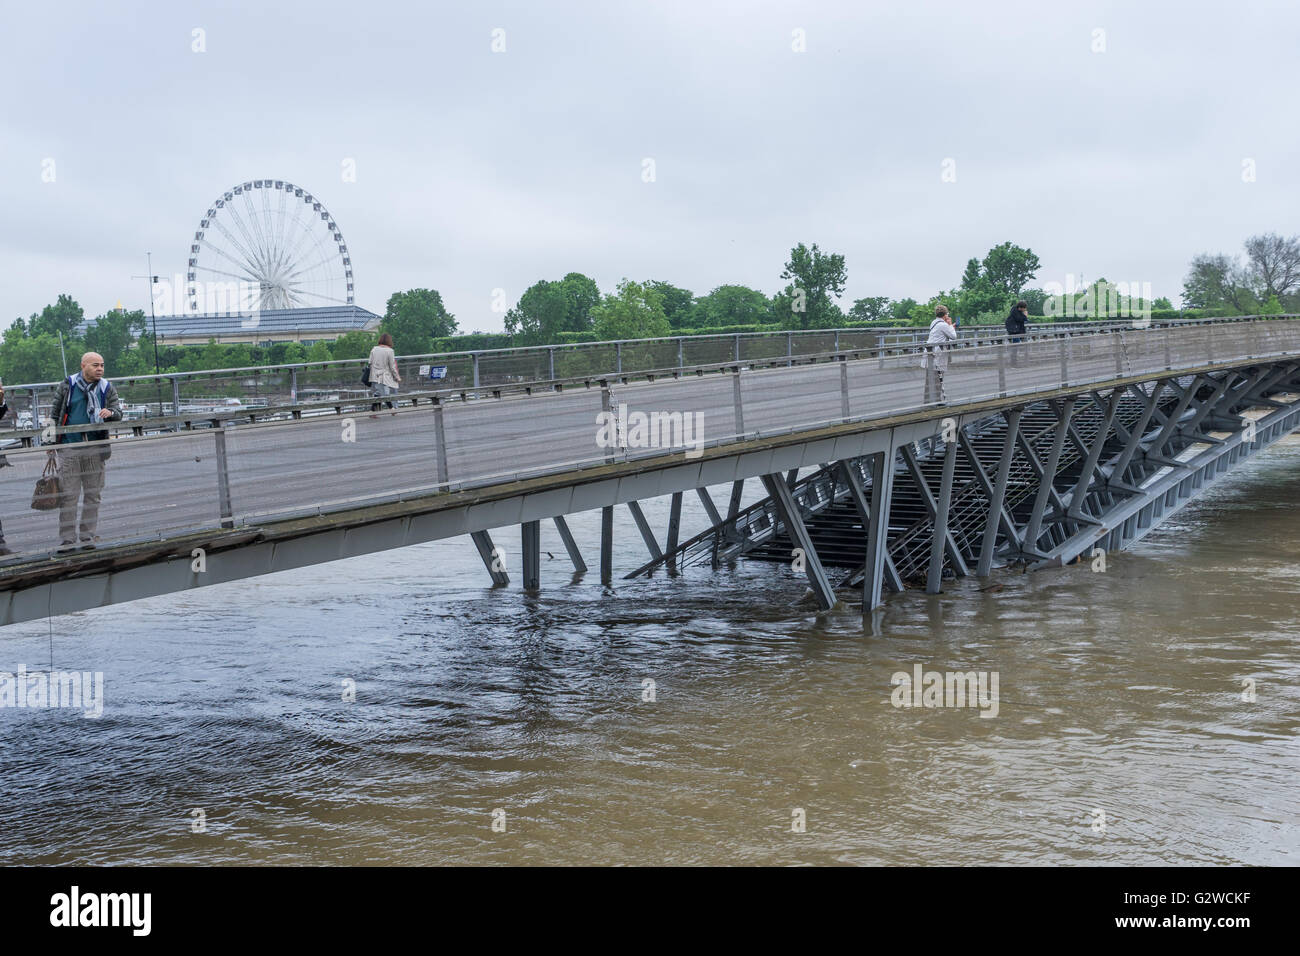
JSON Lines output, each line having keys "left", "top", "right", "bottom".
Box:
{"left": 1180, "top": 233, "right": 1300, "bottom": 315}
{"left": 3, "top": 234, "right": 1290, "bottom": 383}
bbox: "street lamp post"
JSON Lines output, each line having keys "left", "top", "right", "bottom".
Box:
{"left": 133, "top": 252, "right": 164, "bottom": 416}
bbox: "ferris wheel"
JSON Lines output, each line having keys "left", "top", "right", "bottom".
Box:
{"left": 186, "top": 179, "right": 354, "bottom": 313}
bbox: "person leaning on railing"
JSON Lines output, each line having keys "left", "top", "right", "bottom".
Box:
{"left": 47, "top": 352, "right": 123, "bottom": 551}
{"left": 1005, "top": 300, "right": 1029, "bottom": 367}
{"left": 368, "top": 332, "right": 402, "bottom": 416}
{"left": 924, "top": 304, "right": 957, "bottom": 403}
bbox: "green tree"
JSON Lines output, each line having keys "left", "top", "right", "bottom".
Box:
{"left": 557, "top": 272, "right": 600, "bottom": 331}
{"left": 980, "top": 242, "right": 1041, "bottom": 299}
{"left": 381, "top": 289, "right": 458, "bottom": 353}
{"left": 1060, "top": 277, "right": 1147, "bottom": 320}
{"left": 222, "top": 344, "right": 253, "bottom": 370}
{"left": 330, "top": 329, "right": 377, "bottom": 359}
{"left": 777, "top": 242, "right": 847, "bottom": 329}
{"left": 504, "top": 281, "right": 568, "bottom": 343}
{"left": 28, "top": 294, "right": 84, "bottom": 339}
{"left": 504, "top": 273, "right": 600, "bottom": 344}
{"left": 646, "top": 280, "right": 697, "bottom": 328}
{"left": 1152, "top": 296, "right": 1173, "bottom": 311}
{"left": 305, "top": 341, "right": 333, "bottom": 363}
{"left": 0, "top": 325, "right": 76, "bottom": 382}
{"left": 1243, "top": 233, "right": 1300, "bottom": 301}
{"left": 847, "top": 296, "right": 890, "bottom": 324}
{"left": 1021, "top": 289, "right": 1049, "bottom": 315}
{"left": 888, "top": 298, "right": 919, "bottom": 323}
{"left": 696, "top": 285, "right": 773, "bottom": 326}
{"left": 113, "top": 347, "right": 154, "bottom": 377}
{"left": 910, "top": 296, "right": 951, "bottom": 325}
{"left": 83, "top": 307, "right": 146, "bottom": 370}
{"left": 590, "top": 279, "right": 670, "bottom": 340}
{"left": 953, "top": 243, "right": 1040, "bottom": 320}
{"left": 955, "top": 280, "right": 1003, "bottom": 320}
{"left": 1181, "top": 254, "right": 1250, "bottom": 312}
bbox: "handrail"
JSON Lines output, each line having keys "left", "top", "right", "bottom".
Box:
{"left": 0, "top": 315, "right": 1269, "bottom": 445}
{"left": 0, "top": 316, "right": 1292, "bottom": 454}
{"left": 4, "top": 313, "right": 1289, "bottom": 398}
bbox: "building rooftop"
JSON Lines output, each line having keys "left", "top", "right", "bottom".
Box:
{"left": 80, "top": 305, "right": 382, "bottom": 338}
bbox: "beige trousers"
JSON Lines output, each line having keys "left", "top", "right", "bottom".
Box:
{"left": 58, "top": 445, "right": 107, "bottom": 542}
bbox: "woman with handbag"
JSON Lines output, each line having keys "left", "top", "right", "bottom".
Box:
{"left": 367, "top": 332, "right": 401, "bottom": 415}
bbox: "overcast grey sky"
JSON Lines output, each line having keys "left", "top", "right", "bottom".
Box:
{"left": 1, "top": 0, "right": 1296, "bottom": 328}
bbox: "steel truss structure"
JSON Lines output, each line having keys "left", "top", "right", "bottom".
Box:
{"left": 621, "top": 362, "right": 1300, "bottom": 610}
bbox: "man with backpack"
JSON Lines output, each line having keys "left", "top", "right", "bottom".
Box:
{"left": 47, "top": 352, "right": 122, "bottom": 550}
{"left": 1005, "top": 300, "right": 1029, "bottom": 367}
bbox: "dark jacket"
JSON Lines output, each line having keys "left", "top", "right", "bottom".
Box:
{"left": 49, "top": 375, "right": 123, "bottom": 457}
{"left": 1005, "top": 308, "right": 1028, "bottom": 336}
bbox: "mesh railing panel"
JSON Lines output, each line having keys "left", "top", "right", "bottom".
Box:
{"left": 740, "top": 335, "right": 790, "bottom": 363}
{"left": 681, "top": 336, "right": 740, "bottom": 368}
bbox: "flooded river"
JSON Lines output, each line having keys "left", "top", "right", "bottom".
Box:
{"left": 1, "top": 439, "right": 1296, "bottom": 865}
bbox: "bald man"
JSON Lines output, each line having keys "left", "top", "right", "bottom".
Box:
{"left": 48, "top": 352, "right": 123, "bottom": 549}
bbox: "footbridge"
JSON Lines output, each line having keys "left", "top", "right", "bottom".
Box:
{"left": 2, "top": 316, "right": 1297, "bottom": 625}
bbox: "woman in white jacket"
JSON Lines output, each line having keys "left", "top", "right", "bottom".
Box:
{"left": 368, "top": 332, "right": 401, "bottom": 414}
{"left": 924, "top": 305, "right": 957, "bottom": 403}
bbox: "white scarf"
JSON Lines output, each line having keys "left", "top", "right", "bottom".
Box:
{"left": 71, "top": 373, "right": 104, "bottom": 418}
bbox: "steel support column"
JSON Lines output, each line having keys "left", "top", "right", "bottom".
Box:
{"left": 1022, "top": 397, "right": 1075, "bottom": 554}
{"left": 838, "top": 458, "right": 904, "bottom": 598}
{"left": 900, "top": 442, "right": 969, "bottom": 576}
{"left": 626, "top": 500, "right": 663, "bottom": 562}
{"left": 1109, "top": 381, "right": 1166, "bottom": 485}
{"left": 1143, "top": 379, "right": 1199, "bottom": 461}
{"left": 665, "top": 491, "right": 683, "bottom": 576}
{"left": 1066, "top": 390, "right": 1120, "bottom": 519}
{"left": 600, "top": 506, "right": 613, "bottom": 585}
{"left": 521, "top": 520, "right": 541, "bottom": 590}
{"left": 760, "top": 472, "right": 838, "bottom": 610}
{"left": 552, "top": 515, "right": 586, "bottom": 574}
{"left": 971, "top": 408, "right": 1022, "bottom": 576}
{"left": 863, "top": 447, "right": 899, "bottom": 610}
{"left": 471, "top": 529, "right": 509, "bottom": 587}
{"left": 926, "top": 437, "right": 959, "bottom": 594}
{"left": 695, "top": 487, "right": 722, "bottom": 527}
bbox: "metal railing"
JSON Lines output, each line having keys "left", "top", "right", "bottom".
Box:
{"left": 0, "top": 317, "right": 1296, "bottom": 568}
{"left": 3, "top": 315, "right": 1270, "bottom": 429}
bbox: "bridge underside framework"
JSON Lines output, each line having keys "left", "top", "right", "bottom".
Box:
{"left": 609, "top": 362, "right": 1300, "bottom": 609}
{"left": 2, "top": 319, "right": 1299, "bottom": 625}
